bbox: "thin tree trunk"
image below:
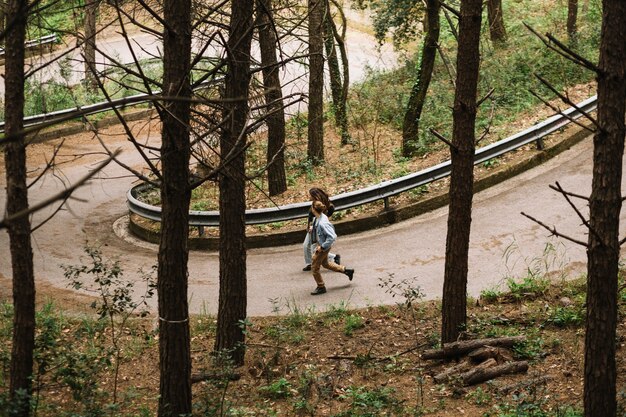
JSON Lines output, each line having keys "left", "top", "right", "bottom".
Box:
{"left": 216, "top": 0, "right": 253, "bottom": 366}
{"left": 584, "top": 1, "right": 626, "bottom": 415}
{"left": 324, "top": 0, "right": 349, "bottom": 145}
{"left": 84, "top": 0, "right": 98, "bottom": 90}
{"left": 486, "top": 0, "right": 506, "bottom": 43}
{"left": 401, "top": 0, "right": 440, "bottom": 156}
{"left": 4, "top": 1, "right": 35, "bottom": 415}
{"left": 566, "top": 0, "right": 578, "bottom": 43}
{"left": 158, "top": 0, "right": 192, "bottom": 415}
{"left": 307, "top": 0, "right": 324, "bottom": 164}
{"left": 256, "top": 0, "right": 287, "bottom": 196}
{"left": 441, "top": 0, "right": 482, "bottom": 344}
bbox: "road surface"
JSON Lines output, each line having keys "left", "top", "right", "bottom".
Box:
{"left": 2, "top": 129, "right": 624, "bottom": 317}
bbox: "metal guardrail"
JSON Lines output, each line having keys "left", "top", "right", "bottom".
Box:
{"left": 128, "top": 94, "right": 598, "bottom": 227}
{"left": 0, "top": 80, "right": 218, "bottom": 133}
{"left": 0, "top": 34, "right": 58, "bottom": 57}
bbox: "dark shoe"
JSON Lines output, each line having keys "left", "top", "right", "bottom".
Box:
{"left": 302, "top": 264, "right": 311, "bottom": 271}
{"left": 310, "top": 286, "right": 327, "bottom": 295}
{"left": 345, "top": 268, "right": 354, "bottom": 281}
{"left": 334, "top": 254, "right": 341, "bottom": 265}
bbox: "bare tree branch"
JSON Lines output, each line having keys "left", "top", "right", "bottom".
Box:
{"left": 429, "top": 128, "right": 457, "bottom": 151}
{"left": 0, "top": 150, "right": 121, "bottom": 230}
{"left": 524, "top": 22, "right": 599, "bottom": 72}
{"left": 440, "top": 1, "right": 460, "bottom": 18}
{"left": 521, "top": 211, "right": 588, "bottom": 247}
{"left": 548, "top": 183, "right": 590, "bottom": 201}
{"left": 552, "top": 181, "right": 602, "bottom": 242}
{"left": 534, "top": 74, "right": 600, "bottom": 130}
{"left": 477, "top": 88, "right": 495, "bottom": 107}
{"left": 529, "top": 89, "right": 596, "bottom": 133}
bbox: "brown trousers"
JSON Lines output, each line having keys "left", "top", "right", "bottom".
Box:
{"left": 312, "top": 247, "right": 345, "bottom": 287}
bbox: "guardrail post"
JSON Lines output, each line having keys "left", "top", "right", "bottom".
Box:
{"left": 384, "top": 197, "right": 389, "bottom": 211}
{"left": 535, "top": 138, "right": 544, "bottom": 150}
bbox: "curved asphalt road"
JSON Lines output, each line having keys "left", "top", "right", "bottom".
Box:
{"left": 2, "top": 131, "right": 624, "bottom": 316}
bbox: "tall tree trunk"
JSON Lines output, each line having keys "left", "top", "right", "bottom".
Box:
{"left": 567, "top": 0, "right": 578, "bottom": 43}
{"left": 584, "top": 1, "right": 626, "bottom": 416}
{"left": 158, "top": 0, "right": 192, "bottom": 415}
{"left": 307, "top": 0, "right": 324, "bottom": 164}
{"left": 4, "top": 1, "right": 35, "bottom": 416}
{"left": 84, "top": 0, "right": 99, "bottom": 90}
{"left": 401, "top": 0, "right": 440, "bottom": 157}
{"left": 441, "top": 0, "right": 482, "bottom": 344}
{"left": 324, "top": 0, "right": 350, "bottom": 145}
{"left": 216, "top": 0, "right": 253, "bottom": 366}
{"left": 0, "top": 1, "right": 6, "bottom": 43}
{"left": 486, "top": 0, "right": 506, "bottom": 43}
{"left": 256, "top": 0, "right": 287, "bottom": 196}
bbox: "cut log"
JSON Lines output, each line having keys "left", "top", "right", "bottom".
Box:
{"left": 461, "top": 360, "right": 529, "bottom": 386}
{"left": 433, "top": 360, "right": 473, "bottom": 384}
{"left": 422, "top": 336, "right": 526, "bottom": 360}
{"left": 468, "top": 346, "right": 513, "bottom": 363}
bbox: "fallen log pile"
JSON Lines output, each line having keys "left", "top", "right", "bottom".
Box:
{"left": 423, "top": 336, "right": 529, "bottom": 386}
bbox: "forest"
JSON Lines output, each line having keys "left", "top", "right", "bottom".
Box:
{"left": 0, "top": 0, "right": 625, "bottom": 416}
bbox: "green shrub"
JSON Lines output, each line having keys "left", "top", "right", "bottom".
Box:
{"left": 546, "top": 306, "right": 584, "bottom": 328}
{"left": 506, "top": 275, "right": 550, "bottom": 301}
{"left": 335, "top": 386, "right": 403, "bottom": 417}
{"left": 258, "top": 378, "right": 293, "bottom": 399}
{"left": 344, "top": 314, "right": 365, "bottom": 336}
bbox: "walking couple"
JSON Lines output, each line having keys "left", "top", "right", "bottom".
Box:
{"left": 303, "top": 188, "right": 354, "bottom": 295}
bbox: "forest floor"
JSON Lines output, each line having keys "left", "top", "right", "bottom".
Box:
{"left": 11, "top": 272, "right": 625, "bottom": 416}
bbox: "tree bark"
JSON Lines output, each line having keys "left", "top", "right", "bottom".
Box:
{"left": 84, "top": 0, "right": 99, "bottom": 90}
{"left": 486, "top": 0, "right": 506, "bottom": 44}
{"left": 584, "top": 1, "right": 625, "bottom": 416}
{"left": 0, "top": 1, "right": 6, "bottom": 43}
{"left": 4, "top": 1, "right": 35, "bottom": 415}
{"left": 157, "top": 0, "right": 192, "bottom": 415}
{"left": 307, "top": 0, "right": 324, "bottom": 164}
{"left": 324, "top": 0, "right": 350, "bottom": 145}
{"left": 256, "top": 0, "right": 287, "bottom": 196}
{"left": 422, "top": 336, "right": 525, "bottom": 360}
{"left": 401, "top": 0, "right": 440, "bottom": 156}
{"left": 216, "top": 0, "right": 253, "bottom": 366}
{"left": 441, "top": 0, "right": 482, "bottom": 344}
{"left": 462, "top": 360, "right": 528, "bottom": 386}
{"left": 433, "top": 361, "right": 472, "bottom": 384}
{"left": 566, "top": 0, "right": 578, "bottom": 43}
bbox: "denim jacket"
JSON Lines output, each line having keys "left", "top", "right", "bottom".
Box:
{"left": 313, "top": 213, "right": 337, "bottom": 251}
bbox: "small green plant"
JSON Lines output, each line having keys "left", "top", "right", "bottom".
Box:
{"left": 191, "top": 200, "right": 209, "bottom": 211}
{"left": 546, "top": 306, "right": 584, "bottom": 328}
{"left": 343, "top": 314, "right": 365, "bottom": 336}
{"left": 480, "top": 287, "right": 502, "bottom": 303}
{"left": 512, "top": 333, "right": 545, "bottom": 361}
{"left": 467, "top": 386, "right": 492, "bottom": 406}
{"left": 483, "top": 157, "right": 501, "bottom": 169}
{"left": 259, "top": 377, "right": 293, "bottom": 399}
{"left": 506, "top": 275, "right": 549, "bottom": 301}
{"left": 336, "top": 386, "right": 403, "bottom": 416}
{"left": 323, "top": 301, "right": 350, "bottom": 324}
{"left": 490, "top": 385, "right": 582, "bottom": 417}
{"left": 63, "top": 246, "right": 156, "bottom": 405}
